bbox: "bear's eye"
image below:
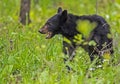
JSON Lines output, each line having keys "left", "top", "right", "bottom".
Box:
{"left": 46, "top": 22, "right": 52, "bottom": 26}
{"left": 49, "top": 23, "right": 53, "bottom": 26}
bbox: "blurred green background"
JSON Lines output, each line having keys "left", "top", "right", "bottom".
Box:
{"left": 0, "top": 0, "right": 120, "bottom": 84}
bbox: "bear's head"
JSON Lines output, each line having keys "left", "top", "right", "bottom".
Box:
{"left": 39, "top": 7, "right": 68, "bottom": 39}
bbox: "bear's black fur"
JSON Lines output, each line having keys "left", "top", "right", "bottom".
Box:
{"left": 39, "top": 7, "right": 113, "bottom": 62}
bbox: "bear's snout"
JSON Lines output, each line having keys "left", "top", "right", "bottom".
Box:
{"left": 38, "top": 29, "right": 45, "bottom": 34}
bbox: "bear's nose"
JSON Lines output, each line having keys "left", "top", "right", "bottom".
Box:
{"left": 38, "top": 29, "right": 45, "bottom": 34}
{"left": 38, "top": 29, "right": 42, "bottom": 33}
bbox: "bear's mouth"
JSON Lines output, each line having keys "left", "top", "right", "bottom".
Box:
{"left": 46, "top": 32, "right": 54, "bottom": 39}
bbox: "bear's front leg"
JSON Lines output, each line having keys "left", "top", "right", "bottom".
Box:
{"left": 63, "top": 41, "right": 76, "bottom": 61}
{"left": 62, "top": 41, "right": 76, "bottom": 71}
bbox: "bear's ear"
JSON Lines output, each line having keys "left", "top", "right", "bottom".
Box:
{"left": 57, "top": 7, "right": 62, "bottom": 13}
{"left": 60, "top": 10, "right": 68, "bottom": 23}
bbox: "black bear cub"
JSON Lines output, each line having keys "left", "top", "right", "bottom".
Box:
{"left": 39, "top": 7, "right": 113, "bottom": 63}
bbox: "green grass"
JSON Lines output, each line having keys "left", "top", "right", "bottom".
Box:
{"left": 0, "top": 0, "right": 120, "bottom": 84}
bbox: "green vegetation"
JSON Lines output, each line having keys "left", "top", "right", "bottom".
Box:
{"left": 76, "top": 20, "right": 97, "bottom": 38}
{"left": 0, "top": 0, "right": 120, "bottom": 84}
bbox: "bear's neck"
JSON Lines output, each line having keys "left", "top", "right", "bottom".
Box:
{"left": 60, "top": 14, "right": 80, "bottom": 38}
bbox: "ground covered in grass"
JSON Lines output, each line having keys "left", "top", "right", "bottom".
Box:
{"left": 0, "top": 0, "right": 120, "bottom": 84}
